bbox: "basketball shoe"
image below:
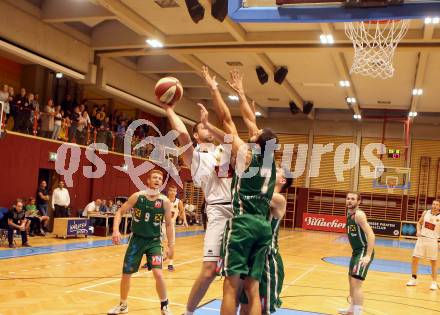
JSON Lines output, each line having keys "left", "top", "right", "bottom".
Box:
{"left": 107, "top": 303, "right": 128, "bottom": 314}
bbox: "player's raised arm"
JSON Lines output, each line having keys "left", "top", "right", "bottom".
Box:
{"left": 355, "top": 211, "right": 376, "bottom": 267}
{"left": 163, "top": 197, "right": 175, "bottom": 258}
{"left": 112, "top": 193, "right": 139, "bottom": 245}
{"left": 227, "top": 70, "right": 259, "bottom": 138}
{"left": 202, "top": 66, "right": 237, "bottom": 136}
{"left": 270, "top": 193, "right": 287, "bottom": 219}
{"left": 160, "top": 102, "right": 194, "bottom": 168}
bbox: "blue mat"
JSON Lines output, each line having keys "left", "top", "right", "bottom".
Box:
{"left": 195, "top": 299, "right": 327, "bottom": 314}
{"left": 0, "top": 230, "right": 205, "bottom": 259}
{"left": 335, "top": 235, "right": 417, "bottom": 250}
{"left": 323, "top": 256, "right": 436, "bottom": 274}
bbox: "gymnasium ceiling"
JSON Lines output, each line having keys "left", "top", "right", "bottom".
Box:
{"left": 21, "top": 0, "right": 440, "bottom": 117}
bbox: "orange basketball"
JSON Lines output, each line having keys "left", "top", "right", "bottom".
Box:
{"left": 155, "top": 77, "right": 183, "bottom": 105}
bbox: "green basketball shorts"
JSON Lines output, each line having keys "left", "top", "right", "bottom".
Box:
{"left": 349, "top": 248, "right": 374, "bottom": 281}
{"left": 222, "top": 214, "right": 272, "bottom": 280}
{"left": 239, "top": 251, "right": 284, "bottom": 314}
{"left": 123, "top": 234, "right": 162, "bottom": 274}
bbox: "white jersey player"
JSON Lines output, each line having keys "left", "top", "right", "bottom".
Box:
{"left": 160, "top": 92, "right": 233, "bottom": 314}
{"left": 162, "top": 185, "right": 187, "bottom": 271}
{"left": 406, "top": 199, "right": 440, "bottom": 290}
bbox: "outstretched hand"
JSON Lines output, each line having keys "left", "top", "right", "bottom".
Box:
{"left": 227, "top": 69, "right": 244, "bottom": 95}
{"left": 202, "top": 66, "right": 218, "bottom": 91}
{"left": 157, "top": 98, "right": 177, "bottom": 111}
{"left": 197, "top": 103, "right": 209, "bottom": 126}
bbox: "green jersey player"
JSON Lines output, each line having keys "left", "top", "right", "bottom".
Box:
{"left": 107, "top": 170, "right": 174, "bottom": 315}
{"left": 339, "top": 192, "right": 376, "bottom": 315}
{"left": 239, "top": 167, "right": 293, "bottom": 314}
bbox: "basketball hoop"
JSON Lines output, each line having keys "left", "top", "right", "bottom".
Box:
{"left": 345, "top": 19, "right": 410, "bottom": 79}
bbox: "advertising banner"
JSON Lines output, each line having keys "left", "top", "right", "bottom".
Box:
{"left": 368, "top": 219, "right": 401, "bottom": 237}
{"left": 302, "top": 213, "right": 346, "bottom": 233}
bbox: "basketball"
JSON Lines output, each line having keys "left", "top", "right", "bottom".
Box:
{"left": 154, "top": 77, "right": 183, "bottom": 105}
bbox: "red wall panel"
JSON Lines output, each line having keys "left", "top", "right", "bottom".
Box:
{"left": 0, "top": 133, "right": 187, "bottom": 212}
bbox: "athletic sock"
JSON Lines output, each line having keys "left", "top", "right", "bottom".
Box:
{"left": 412, "top": 274, "right": 417, "bottom": 279}
{"left": 353, "top": 305, "right": 363, "bottom": 315}
{"left": 160, "top": 299, "right": 169, "bottom": 310}
{"left": 120, "top": 299, "right": 127, "bottom": 306}
{"left": 168, "top": 260, "right": 174, "bottom": 265}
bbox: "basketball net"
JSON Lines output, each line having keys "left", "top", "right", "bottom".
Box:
{"left": 345, "top": 20, "right": 410, "bottom": 79}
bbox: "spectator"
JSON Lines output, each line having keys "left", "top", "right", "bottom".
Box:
{"left": 25, "top": 197, "right": 49, "bottom": 236}
{"left": 76, "top": 110, "right": 90, "bottom": 145}
{"left": 99, "top": 199, "right": 108, "bottom": 213}
{"left": 52, "top": 180, "right": 70, "bottom": 217}
{"left": 69, "top": 106, "right": 81, "bottom": 142}
{"left": 6, "top": 199, "right": 31, "bottom": 248}
{"left": 116, "top": 120, "right": 127, "bottom": 152}
{"left": 36, "top": 180, "right": 50, "bottom": 216}
{"left": 40, "top": 99, "right": 55, "bottom": 138}
{"left": 96, "top": 105, "right": 106, "bottom": 124}
{"left": 13, "top": 88, "right": 28, "bottom": 133}
{"left": 184, "top": 203, "right": 197, "bottom": 225}
{"left": 107, "top": 200, "right": 117, "bottom": 214}
{"left": 59, "top": 112, "right": 70, "bottom": 141}
{"left": 82, "top": 199, "right": 102, "bottom": 217}
{"left": 7, "top": 86, "right": 15, "bottom": 126}
{"left": 0, "top": 84, "right": 9, "bottom": 120}
{"left": 91, "top": 105, "right": 99, "bottom": 128}
{"left": 61, "top": 94, "right": 76, "bottom": 116}
{"left": 27, "top": 93, "right": 39, "bottom": 135}
{"left": 52, "top": 105, "right": 62, "bottom": 140}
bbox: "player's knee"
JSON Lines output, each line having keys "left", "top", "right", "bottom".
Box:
{"left": 201, "top": 262, "right": 217, "bottom": 280}
{"left": 152, "top": 268, "right": 163, "bottom": 279}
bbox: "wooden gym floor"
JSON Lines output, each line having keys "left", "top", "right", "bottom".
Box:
{"left": 0, "top": 228, "right": 439, "bottom": 315}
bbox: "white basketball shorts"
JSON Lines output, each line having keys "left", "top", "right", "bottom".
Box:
{"left": 413, "top": 236, "right": 439, "bottom": 260}
{"left": 203, "top": 204, "right": 233, "bottom": 262}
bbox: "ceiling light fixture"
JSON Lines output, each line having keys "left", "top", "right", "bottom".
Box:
{"left": 346, "top": 97, "right": 356, "bottom": 103}
{"left": 55, "top": 72, "right": 63, "bottom": 79}
{"left": 353, "top": 114, "right": 362, "bottom": 120}
{"left": 146, "top": 39, "right": 164, "bottom": 48}
{"left": 339, "top": 80, "right": 350, "bottom": 87}
{"left": 228, "top": 95, "right": 239, "bottom": 101}
{"left": 408, "top": 111, "right": 418, "bottom": 117}
{"left": 255, "top": 111, "right": 262, "bottom": 117}
{"left": 412, "top": 88, "right": 423, "bottom": 96}
{"left": 320, "top": 34, "right": 334, "bottom": 44}
{"left": 425, "top": 16, "right": 440, "bottom": 24}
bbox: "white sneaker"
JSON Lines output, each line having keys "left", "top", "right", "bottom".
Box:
{"left": 161, "top": 306, "right": 172, "bottom": 315}
{"left": 406, "top": 277, "right": 417, "bottom": 286}
{"left": 108, "top": 303, "right": 128, "bottom": 314}
{"left": 338, "top": 308, "right": 352, "bottom": 315}
{"left": 430, "top": 281, "right": 439, "bottom": 290}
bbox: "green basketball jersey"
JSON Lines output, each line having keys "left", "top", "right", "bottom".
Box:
{"left": 270, "top": 216, "right": 281, "bottom": 253}
{"left": 131, "top": 194, "right": 165, "bottom": 239}
{"left": 231, "top": 153, "right": 276, "bottom": 217}
{"left": 346, "top": 210, "right": 368, "bottom": 251}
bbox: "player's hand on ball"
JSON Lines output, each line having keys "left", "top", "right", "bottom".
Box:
{"left": 157, "top": 99, "right": 176, "bottom": 110}
{"left": 112, "top": 231, "right": 122, "bottom": 245}
{"left": 359, "top": 255, "right": 371, "bottom": 267}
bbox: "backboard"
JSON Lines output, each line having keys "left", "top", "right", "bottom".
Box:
{"left": 373, "top": 166, "right": 411, "bottom": 192}
{"left": 229, "top": 0, "right": 440, "bottom": 23}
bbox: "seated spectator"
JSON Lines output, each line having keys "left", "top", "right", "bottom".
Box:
{"left": 25, "top": 197, "right": 49, "bottom": 236}
{"left": 59, "top": 114, "right": 70, "bottom": 141}
{"left": 82, "top": 199, "right": 102, "bottom": 217}
{"left": 6, "top": 199, "right": 31, "bottom": 248}
{"left": 184, "top": 203, "right": 198, "bottom": 225}
{"left": 99, "top": 199, "right": 108, "bottom": 213}
{"left": 107, "top": 200, "right": 118, "bottom": 214}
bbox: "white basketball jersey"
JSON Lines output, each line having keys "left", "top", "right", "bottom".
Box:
{"left": 170, "top": 198, "right": 180, "bottom": 221}
{"left": 421, "top": 210, "right": 440, "bottom": 239}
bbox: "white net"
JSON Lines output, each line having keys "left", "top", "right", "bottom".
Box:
{"left": 345, "top": 19, "right": 410, "bottom": 79}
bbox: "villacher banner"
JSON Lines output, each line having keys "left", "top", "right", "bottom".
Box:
{"left": 302, "top": 213, "right": 346, "bottom": 233}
